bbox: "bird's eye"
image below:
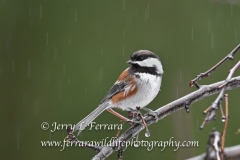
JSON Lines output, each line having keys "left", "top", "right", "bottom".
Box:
{"left": 137, "top": 56, "right": 144, "bottom": 61}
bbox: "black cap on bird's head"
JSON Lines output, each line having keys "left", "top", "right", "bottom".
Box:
{"left": 126, "top": 50, "right": 163, "bottom": 75}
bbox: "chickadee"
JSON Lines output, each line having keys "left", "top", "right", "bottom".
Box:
{"left": 73, "top": 50, "right": 163, "bottom": 136}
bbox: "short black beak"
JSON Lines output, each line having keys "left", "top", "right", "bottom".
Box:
{"left": 126, "top": 60, "right": 133, "bottom": 64}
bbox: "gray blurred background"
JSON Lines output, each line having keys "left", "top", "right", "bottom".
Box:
{"left": 1, "top": 0, "right": 240, "bottom": 159}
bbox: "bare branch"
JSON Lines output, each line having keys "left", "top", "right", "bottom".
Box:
{"left": 187, "top": 145, "right": 240, "bottom": 160}
{"left": 190, "top": 44, "right": 240, "bottom": 87}
{"left": 221, "top": 94, "right": 229, "bottom": 159}
{"left": 92, "top": 76, "right": 240, "bottom": 160}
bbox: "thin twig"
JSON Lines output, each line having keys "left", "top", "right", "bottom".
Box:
{"left": 219, "top": 104, "right": 226, "bottom": 122}
{"left": 221, "top": 94, "right": 229, "bottom": 159}
{"left": 201, "top": 60, "right": 240, "bottom": 129}
{"left": 190, "top": 44, "right": 240, "bottom": 87}
{"left": 92, "top": 76, "right": 240, "bottom": 160}
{"left": 219, "top": 61, "right": 240, "bottom": 88}
{"left": 200, "top": 88, "right": 225, "bottom": 129}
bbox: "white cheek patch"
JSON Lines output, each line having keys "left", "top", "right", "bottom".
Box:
{"left": 136, "top": 58, "right": 163, "bottom": 74}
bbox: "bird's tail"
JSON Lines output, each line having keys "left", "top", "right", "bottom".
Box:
{"left": 73, "top": 102, "right": 110, "bottom": 136}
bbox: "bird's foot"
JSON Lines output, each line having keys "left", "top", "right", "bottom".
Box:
{"left": 143, "top": 108, "right": 159, "bottom": 123}
{"left": 127, "top": 117, "right": 142, "bottom": 124}
{"left": 127, "top": 108, "right": 142, "bottom": 124}
{"left": 128, "top": 107, "right": 151, "bottom": 137}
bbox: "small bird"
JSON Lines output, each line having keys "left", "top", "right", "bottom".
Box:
{"left": 73, "top": 50, "right": 163, "bottom": 136}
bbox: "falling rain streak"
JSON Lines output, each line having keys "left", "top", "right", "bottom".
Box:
{"left": 28, "top": 60, "right": 31, "bottom": 79}
{"left": 99, "top": 68, "right": 103, "bottom": 81}
{"left": 17, "top": 134, "right": 20, "bottom": 150}
{"left": 63, "top": 65, "right": 66, "bottom": 75}
{"left": 123, "top": 44, "right": 125, "bottom": 56}
{"left": 231, "top": 3, "right": 233, "bottom": 15}
{"left": 191, "top": 27, "right": 193, "bottom": 41}
{"left": 211, "top": 32, "right": 214, "bottom": 49}
{"left": 40, "top": 5, "right": 42, "bottom": 19}
{"left": 12, "top": 60, "right": 14, "bottom": 73}
{"left": 180, "top": 71, "right": 182, "bottom": 83}
{"left": 144, "top": 3, "right": 149, "bottom": 22}
{"left": 123, "top": 0, "right": 125, "bottom": 10}
{"left": 235, "top": 29, "right": 238, "bottom": 43}
{"left": 46, "top": 33, "right": 48, "bottom": 46}
{"left": 208, "top": 20, "right": 211, "bottom": 33}
{"left": 196, "top": 119, "right": 198, "bottom": 133}
{"left": 29, "top": 7, "right": 31, "bottom": 16}
{"left": 176, "top": 87, "right": 178, "bottom": 99}
{"left": 147, "top": 3, "right": 149, "bottom": 18}
{"left": 75, "top": 9, "right": 77, "bottom": 22}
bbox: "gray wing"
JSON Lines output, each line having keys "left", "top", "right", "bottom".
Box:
{"left": 100, "top": 82, "right": 128, "bottom": 104}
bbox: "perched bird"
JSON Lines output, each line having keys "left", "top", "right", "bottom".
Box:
{"left": 73, "top": 50, "right": 163, "bottom": 136}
